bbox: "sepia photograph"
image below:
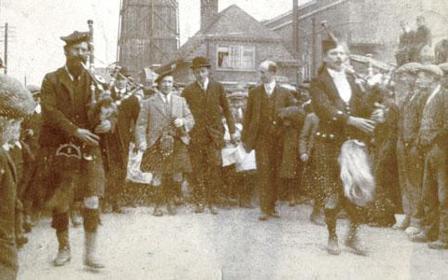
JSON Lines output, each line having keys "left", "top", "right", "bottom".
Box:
{"left": 0, "top": 0, "right": 448, "bottom": 279}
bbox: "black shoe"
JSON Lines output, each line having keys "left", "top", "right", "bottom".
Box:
{"left": 270, "top": 210, "right": 280, "bottom": 219}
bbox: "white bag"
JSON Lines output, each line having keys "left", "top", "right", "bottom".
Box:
{"left": 126, "top": 144, "right": 153, "bottom": 184}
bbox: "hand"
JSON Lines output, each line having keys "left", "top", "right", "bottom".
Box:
{"left": 371, "top": 108, "right": 385, "bottom": 124}
{"left": 74, "top": 128, "right": 100, "bottom": 146}
{"left": 174, "top": 118, "right": 184, "bottom": 128}
{"left": 347, "top": 116, "right": 375, "bottom": 134}
{"left": 300, "top": 153, "right": 309, "bottom": 162}
{"left": 94, "top": 120, "right": 112, "bottom": 134}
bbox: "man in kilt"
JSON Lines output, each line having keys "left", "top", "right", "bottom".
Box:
{"left": 39, "top": 31, "right": 105, "bottom": 268}
{"left": 136, "top": 72, "right": 194, "bottom": 216}
{"left": 310, "top": 39, "right": 375, "bottom": 255}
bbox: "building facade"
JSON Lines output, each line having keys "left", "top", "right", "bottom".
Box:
{"left": 264, "top": 0, "right": 448, "bottom": 79}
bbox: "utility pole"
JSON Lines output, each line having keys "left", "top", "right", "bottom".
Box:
{"left": 292, "top": 0, "right": 299, "bottom": 58}
{"left": 311, "top": 17, "right": 317, "bottom": 76}
{"left": 4, "top": 22, "right": 7, "bottom": 74}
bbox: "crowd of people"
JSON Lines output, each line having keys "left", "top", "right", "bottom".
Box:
{"left": 1, "top": 18, "right": 448, "bottom": 279}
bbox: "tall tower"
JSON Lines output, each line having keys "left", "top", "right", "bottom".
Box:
{"left": 117, "top": 0, "right": 179, "bottom": 76}
{"left": 200, "top": 0, "right": 219, "bottom": 30}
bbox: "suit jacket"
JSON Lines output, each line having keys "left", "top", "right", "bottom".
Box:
{"left": 182, "top": 80, "right": 235, "bottom": 148}
{"left": 242, "top": 84, "right": 304, "bottom": 152}
{"left": 418, "top": 87, "right": 448, "bottom": 147}
{"left": 39, "top": 67, "right": 93, "bottom": 147}
{"left": 0, "top": 148, "right": 18, "bottom": 275}
{"left": 135, "top": 93, "right": 194, "bottom": 150}
{"left": 299, "top": 112, "right": 319, "bottom": 156}
{"left": 310, "top": 68, "right": 371, "bottom": 143}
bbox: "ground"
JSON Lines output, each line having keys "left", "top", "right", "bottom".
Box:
{"left": 18, "top": 203, "right": 448, "bottom": 280}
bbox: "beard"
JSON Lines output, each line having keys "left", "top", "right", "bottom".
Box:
{"left": 66, "top": 55, "right": 87, "bottom": 75}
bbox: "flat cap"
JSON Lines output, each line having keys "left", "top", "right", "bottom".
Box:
{"left": 416, "top": 64, "right": 444, "bottom": 77}
{"left": 0, "top": 74, "right": 35, "bottom": 119}
{"left": 60, "top": 31, "right": 90, "bottom": 46}
{"left": 155, "top": 70, "right": 174, "bottom": 85}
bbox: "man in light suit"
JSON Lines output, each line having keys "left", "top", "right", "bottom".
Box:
{"left": 135, "top": 72, "right": 194, "bottom": 216}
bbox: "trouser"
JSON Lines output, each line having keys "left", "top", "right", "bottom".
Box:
{"left": 189, "top": 143, "right": 222, "bottom": 206}
{"left": 153, "top": 173, "right": 182, "bottom": 208}
{"left": 15, "top": 200, "right": 24, "bottom": 239}
{"left": 324, "top": 197, "right": 364, "bottom": 238}
{"left": 0, "top": 263, "right": 16, "bottom": 280}
{"left": 237, "top": 171, "right": 255, "bottom": 205}
{"left": 418, "top": 143, "right": 448, "bottom": 242}
{"left": 396, "top": 139, "right": 424, "bottom": 226}
{"left": 255, "top": 137, "right": 282, "bottom": 215}
{"left": 104, "top": 167, "right": 126, "bottom": 207}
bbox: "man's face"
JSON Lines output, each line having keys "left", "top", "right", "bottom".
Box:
{"left": 116, "top": 78, "right": 127, "bottom": 90}
{"left": 193, "top": 67, "right": 209, "bottom": 84}
{"left": 258, "top": 65, "right": 274, "bottom": 84}
{"left": 159, "top": 76, "right": 174, "bottom": 95}
{"left": 65, "top": 41, "right": 89, "bottom": 67}
{"left": 415, "top": 71, "right": 437, "bottom": 90}
{"left": 323, "top": 45, "right": 348, "bottom": 71}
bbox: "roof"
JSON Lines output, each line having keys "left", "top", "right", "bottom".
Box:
{"left": 174, "top": 4, "right": 294, "bottom": 62}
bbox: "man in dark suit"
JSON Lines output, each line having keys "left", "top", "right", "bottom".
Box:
{"left": 39, "top": 31, "right": 105, "bottom": 269}
{"left": 242, "top": 60, "right": 305, "bottom": 221}
{"left": 182, "top": 56, "right": 237, "bottom": 214}
{"left": 310, "top": 40, "right": 375, "bottom": 255}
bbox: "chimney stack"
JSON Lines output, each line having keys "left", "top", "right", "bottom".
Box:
{"left": 201, "top": 0, "right": 219, "bottom": 30}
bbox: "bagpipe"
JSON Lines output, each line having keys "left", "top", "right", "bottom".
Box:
{"left": 56, "top": 20, "right": 143, "bottom": 160}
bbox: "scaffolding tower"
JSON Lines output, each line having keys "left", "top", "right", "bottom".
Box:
{"left": 117, "top": 0, "right": 179, "bottom": 76}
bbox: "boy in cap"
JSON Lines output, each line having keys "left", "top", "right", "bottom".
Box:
{"left": 39, "top": 30, "right": 105, "bottom": 268}
{"left": 0, "top": 74, "right": 35, "bottom": 279}
{"left": 409, "top": 64, "right": 448, "bottom": 249}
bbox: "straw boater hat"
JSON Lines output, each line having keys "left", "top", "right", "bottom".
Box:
{"left": 0, "top": 74, "right": 35, "bottom": 119}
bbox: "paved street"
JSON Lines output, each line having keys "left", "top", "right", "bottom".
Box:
{"left": 18, "top": 203, "right": 448, "bottom": 280}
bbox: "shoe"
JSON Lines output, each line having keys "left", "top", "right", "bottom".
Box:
{"left": 258, "top": 214, "right": 270, "bottom": 221}
{"left": 112, "top": 203, "right": 123, "bottom": 214}
{"left": 194, "top": 204, "right": 204, "bottom": 214}
{"left": 327, "top": 236, "right": 341, "bottom": 255}
{"left": 54, "top": 246, "right": 71, "bottom": 266}
{"left": 405, "top": 226, "right": 421, "bottom": 236}
{"left": 174, "top": 196, "right": 184, "bottom": 206}
{"left": 208, "top": 205, "right": 218, "bottom": 215}
{"left": 270, "top": 210, "right": 280, "bottom": 219}
{"left": 16, "top": 235, "right": 29, "bottom": 248}
{"left": 153, "top": 208, "right": 163, "bottom": 217}
{"left": 167, "top": 203, "right": 177, "bottom": 216}
{"left": 428, "top": 240, "right": 448, "bottom": 250}
{"left": 23, "top": 215, "right": 33, "bottom": 233}
{"left": 409, "top": 231, "right": 428, "bottom": 243}
{"left": 345, "top": 235, "right": 367, "bottom": 256}
{"left": 84, "top": 232, "right": 105, "bottom": 269}
{"left": 392, "top": 215, "right": 410, "bottom": 230}
{"left": 54, "top": 230, "right": 71, "bottom": 266}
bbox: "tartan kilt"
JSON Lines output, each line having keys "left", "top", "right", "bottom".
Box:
{"left": 313, "top": 138, "right": 344, "bottom": 208}
{"left": 141, "top": 139, "right": 192, "bottom": 175}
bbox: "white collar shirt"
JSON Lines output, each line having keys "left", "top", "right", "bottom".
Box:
{"left": 327, "top": 68, "right": 352, "bottom": 103}
{"left": 198, "top": 78, "right": 209, "bottom": 91}
{"left": 159, "top": 92, "right": 172, "bottom": 104}
{"left": 264, "top": 80, "right": 276, "bottom": 96}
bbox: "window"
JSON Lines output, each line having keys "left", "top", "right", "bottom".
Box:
{"left": 217, "top": 45, "right": 255, "bottom": 70}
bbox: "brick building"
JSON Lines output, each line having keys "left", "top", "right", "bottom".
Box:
{"left": 264, "top": 0, "right": 448, "bottom": 80}
{"left": 159, "top": 3, "right": 298, "bottom": 91}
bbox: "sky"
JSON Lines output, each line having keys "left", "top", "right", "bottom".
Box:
{"left": 0, "top": 0, "right": 301, "bottom": 85}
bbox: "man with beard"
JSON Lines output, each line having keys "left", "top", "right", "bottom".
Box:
{"left": 182, "top": 56, "right": 237, "bottom": 214}
{"left": 409, "top": 64, "right": 448, "bottom": 249}
{"left": 310, "top": 40, "right": 375, "bottom": 255}
{"left": 39, "top": 31, "right": 105, "bottom": 268}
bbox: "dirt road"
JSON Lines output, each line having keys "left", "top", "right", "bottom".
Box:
{"left": 18, "top": 203, "right": 448, "bottom": 280}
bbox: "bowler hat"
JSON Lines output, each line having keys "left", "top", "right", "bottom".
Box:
{"left": 191, "top": 56, "right": 211, "bottom": 69}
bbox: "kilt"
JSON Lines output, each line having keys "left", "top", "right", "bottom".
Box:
{"left": 141, "top": 139, "right": 192, "bottom": 175}
{"left": 39, "top": 145, "right": 105, "bottom": 213}
{"left": 313, "top": 138, "right": 344, "bottom": 209}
